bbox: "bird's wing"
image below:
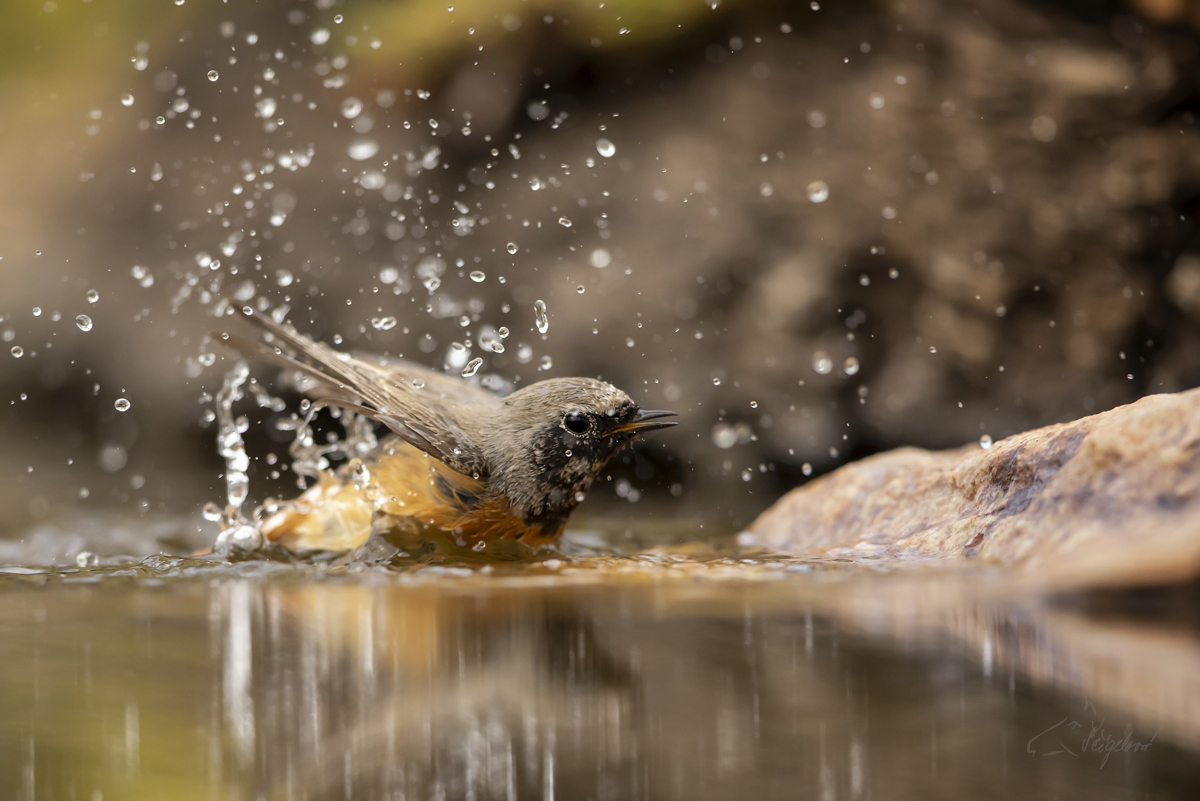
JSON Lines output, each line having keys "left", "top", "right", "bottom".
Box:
{"left": 350, "top": 352, "right": 507, "bottom": 404}
{"left": 214, "top": 308, "right": 494, "bottom": 479}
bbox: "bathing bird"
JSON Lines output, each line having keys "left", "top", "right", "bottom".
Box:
{"left": 216, "top": 308, "right": 676, "bottom": 552}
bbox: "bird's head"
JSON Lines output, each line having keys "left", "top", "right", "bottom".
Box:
{"left": 484, "top": 377, "right": 676, "bottom": 527}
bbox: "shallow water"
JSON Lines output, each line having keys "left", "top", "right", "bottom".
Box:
{"left": 1, "top": 529, "right": 1197, "bottom": 801}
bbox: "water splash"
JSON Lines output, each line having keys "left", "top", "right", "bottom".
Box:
{"left": 212, "top": 362, "right": 262, "bottom": 554}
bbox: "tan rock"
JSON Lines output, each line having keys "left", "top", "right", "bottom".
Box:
{"left": 746, "top": 388, "right": 1200, "bottom": 588}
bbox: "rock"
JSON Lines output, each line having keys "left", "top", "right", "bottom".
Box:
{"left": 745, "top": 388, "right": 1200, "bottom": 587}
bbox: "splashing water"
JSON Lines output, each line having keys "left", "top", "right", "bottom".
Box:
{"left": 534, "top": 299, "right": 549, "bottom": 333}
{"left": 812, "top": 351, "right": 833, "bottom": 375}
{"left": 212, "top": 362, "right": 262, "bottom": 554}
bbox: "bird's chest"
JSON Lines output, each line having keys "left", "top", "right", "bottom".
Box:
{"left": 262, "top": 441, "right": 563, "bottom": 551}
{"left": 370, "top": 443, "right": 562, "bottom": 544}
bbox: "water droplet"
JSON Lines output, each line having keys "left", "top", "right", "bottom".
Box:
{"left": 506, "top": 242, "right": 518, "bottom": 254}
{"left": 498, "top": 326, "right": 509, "bottom": 338}
{"left": 341, "top": 97, "right": 364, "bottom": 119}
{"left": 75, "top": 315, "right": 93, "bottom": 332}
{"left": 741, "top": 469, "right": 753, "bottom": 482}
{"left": 311, "top": 28, "right": 330, "bottom": 45}
{"left": 812, "top": 351, "right": 833, "bottom": 375}
{"left": 86, "top": 289, "right": 99, "bottom": 303}
{"left": 750, "top": 401, "right": 758, "bottom": 408}
{"left": 371, "top": 316, "right": 397, "bottom": 330}
{"left": 810, "top": 0, "right": 820, "bottom": 9}
{"left": 802, "top": 463, "right": 813, "bottom": 476}
{"left": 843, "top": 357, "right": 859, "bottom": 375}
{"left": 596, "top": 138, "right": 615, "bottom": 158}
{"left": 979, "top": 434, "right": 993, "bottom": 449}
{"left": 625, "top": 337, "right": 635, "bottom": 347}
{"left": 806, "top": 180, "right": 830, "bottom": 203}
{"left": 558, "top": 216, "right": 572, "bottom": 227}
{"left": 207, "top": 70, "right": 219, "bottom": 82}
{"left": 10, "top": 346, "right": 23, "bottom": 358}
{"left": 576, "top": 285, "right": 585, "bottom": 294}
{"left": 334, "top": 14, "right": 344, "bottom": 23}
{"left": 888, "top": 268, "right": 899, "bottom": 279}
{"left": 32, "top": 307, "right": 43, "bottom": 317}
{"left": 120, "top": 93, "right": 135, "bottom": 107}
{"left": 348, "top": 139, "right": 379, "bottom": 160}
{"left": 712, "top": 377, "right": 721, "bottom": 386}
{"left": 929, "top": 346, "right": 937, "bottom": 354}
{"left": 534, "top": 299, "right": 549, "bottom": 333}
{"left": 255, "top": 97, "right": 277, "bottom": 118}
{"left": 114, "top": 398, "right": 131, "bottom": 412}
{"left": 539, "top": 355, "right": 553, "bottom": 371}
{"left": 469, "top": 270, "right": 485, "bottom": 282}
{"left": 202, "top": 502, "right": 222, "bottom": 521}
{"left": 590, "top": 248, "right": 611, "bottom": 268}
{"left": 461, "top": 357, "right": 483, "bottom": 377}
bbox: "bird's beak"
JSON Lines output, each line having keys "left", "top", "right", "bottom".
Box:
{"left": 609, "top": 409, "right": 677, "bottom": 436}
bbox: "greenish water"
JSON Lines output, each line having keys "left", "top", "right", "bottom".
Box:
{"left": 1, "top": 542, "right": 1196, "bottom": 801}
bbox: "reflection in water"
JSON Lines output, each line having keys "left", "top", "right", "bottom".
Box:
{"left": 0, "top": 568, "right": 1197, "bottom": 800}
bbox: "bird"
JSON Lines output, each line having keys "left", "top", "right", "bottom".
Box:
{"left": 215, "top": 308, "right": 676, "bottom": 553}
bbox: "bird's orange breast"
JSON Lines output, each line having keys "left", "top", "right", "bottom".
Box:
{"left": 261, "top": 440, "right": 556, "bottom": 552}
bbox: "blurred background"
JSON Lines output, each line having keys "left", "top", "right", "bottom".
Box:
{"left": 3, "top": 0, "right": 1200, "bottom": 545}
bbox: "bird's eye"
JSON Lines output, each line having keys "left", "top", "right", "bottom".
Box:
{"left": 563, "top": 413, "right": 589, "bottom": 435}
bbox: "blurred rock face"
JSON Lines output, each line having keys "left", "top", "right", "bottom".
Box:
{"left": 2, "top": 0, "right": 1200, "bottom": 532}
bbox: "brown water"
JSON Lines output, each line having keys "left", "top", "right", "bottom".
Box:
{"left": 1, "top": 535, "right": 1197, "bottom": 801}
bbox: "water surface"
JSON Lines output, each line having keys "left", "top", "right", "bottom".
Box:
{"left": 1, "top": 539, "right": 1195, "bottom": 801}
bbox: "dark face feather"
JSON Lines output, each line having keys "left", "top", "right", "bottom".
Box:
{"left": 511, "top": 390, "right": 676, "bottom": 527}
